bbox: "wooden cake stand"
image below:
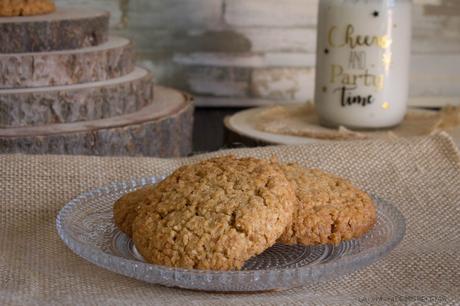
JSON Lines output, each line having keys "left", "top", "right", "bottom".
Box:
{"left": 225, "top": 105, "right": 460, "bottom": 147}
{"left": 0, "top": 7, "right": 194, "bottom": 157}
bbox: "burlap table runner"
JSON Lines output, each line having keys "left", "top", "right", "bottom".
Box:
{"left": 1, "top": 133, "right": 459, "bottom": 306}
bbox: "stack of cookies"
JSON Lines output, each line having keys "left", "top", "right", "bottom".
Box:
{"left": 0, "top": 2, "right": 193, "bottom": 157}
{"left": 114, "top": 156, "right": 377, "bottom": 271}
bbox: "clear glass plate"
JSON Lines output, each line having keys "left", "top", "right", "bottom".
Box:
{"left": 56, "top": 176, "right": 406, "bottom": 292}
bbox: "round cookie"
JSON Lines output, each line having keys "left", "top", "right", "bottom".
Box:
{"left": 113, "top": 185, "right": 155, "bottom": 237}
{"left": 279, "top": 164, "right": 376, "bottom": 246}
{"left": 132, "top": 156, "right": 296, "bottom": 271}
{"left": 0, "top": 0, "right": 55, "bottom": 17}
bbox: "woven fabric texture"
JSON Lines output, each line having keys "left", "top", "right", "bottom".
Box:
{"left": 1, "top": 133, "right": 459, "bottom": 306}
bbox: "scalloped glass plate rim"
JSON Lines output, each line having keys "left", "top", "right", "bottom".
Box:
{"left": 56, "top": 175, "right": 406, "bottom": 290}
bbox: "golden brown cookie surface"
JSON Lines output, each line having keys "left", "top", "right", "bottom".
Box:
{"left": 132, "top": 156, "right": 296, "bottom": 271}
{"left": 113, "top": 185, "right": 155, "bottom": 237}
{"left": 279, "top": 164, "right": 377, "bottom": 245}
{"left": 0, "top": 0, "right": 55, "bottom": 17}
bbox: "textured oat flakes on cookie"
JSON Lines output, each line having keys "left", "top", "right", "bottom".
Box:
{"left": 0, "top": 0, "right": 55, "bottom": 16}
{"left": 131, "top": 156, "right": 296, "bottom": 271}
{"left": 113, "top": 185, "right": 155, "bottom": 237}
{"left": 279, "top": 164, "right": 377, "bottom": 245}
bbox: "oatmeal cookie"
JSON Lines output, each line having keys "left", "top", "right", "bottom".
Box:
{"left": 131, "top": 156, "right": 296, "bottom": 271}
{"left": 279, "top": 164, "right": 376, "bottom": 245}
{"left": 113, "top": 185, "right": 155, "bottom": 237}
{"left": 0, "top": 0, "right": 55, "bottom": 16}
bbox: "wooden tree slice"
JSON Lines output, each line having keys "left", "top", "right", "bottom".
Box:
{"left": 0, "top": 36, "right": 134, "bottom": 89}
{"left": 224, "top": 114, "right": 283, "bottom": 148}
{"left": 0, "top": 86, "right": 194, "bottom": 157}
{"left": 0, "top": 7, "right": 109, "bottom": 53}
{"left": 0, "top": 67, "right": 154, "bottom": 128}
{"left": 224, "top": 106, "right": 460, "bottom": 148}
{"left": 224, "top": 107, "right": 314, "bottom": 147}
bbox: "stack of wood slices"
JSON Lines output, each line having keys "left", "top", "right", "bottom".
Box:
{"left": 0, "top": 2, "right": 194, "bottom": 157}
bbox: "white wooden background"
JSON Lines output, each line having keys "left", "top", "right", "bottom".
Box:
{"left": 56, "top": 0, "right": 460, "bottom": 107}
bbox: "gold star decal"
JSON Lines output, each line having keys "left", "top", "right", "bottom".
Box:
{"left": 378, "top": 36, "right": 392, "bottom": 49}
{"left": 382, "top": 51, "right": 392, "bottom": 72}
{"left": 382, "top": 101, "right": 391, "bottom": 110}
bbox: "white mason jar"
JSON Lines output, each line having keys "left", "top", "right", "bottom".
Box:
{"left": 314, "top": 0, "right": 412, "bottom": 129}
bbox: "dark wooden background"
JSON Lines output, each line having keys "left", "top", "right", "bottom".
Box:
{"left": 193, "top": 108, "right": 242, "bottom": 153}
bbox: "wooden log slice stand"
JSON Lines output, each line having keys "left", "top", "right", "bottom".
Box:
{"left": 0, "top": 36, "right": 134, "bottom": 89}
{"left": 0, "top": 86, "right": 194, "bottom": 157}
{"left": 224, "top": 108, "right": 311, "bottom": 147}
{"left": 0, "top": 7, "right": 109, "bottom": 53}
{"left": 224, "top": 106, "right": 460, "bottom": 147}
{"left": 0, "top": 67, "right": 154, "bottom": 128}
{"left": 0, "top": 6, "right": 195, "bottom": 157}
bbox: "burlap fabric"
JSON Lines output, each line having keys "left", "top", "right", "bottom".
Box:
{"left": 1, "top": 133, "right": 459, "bottom": 306}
